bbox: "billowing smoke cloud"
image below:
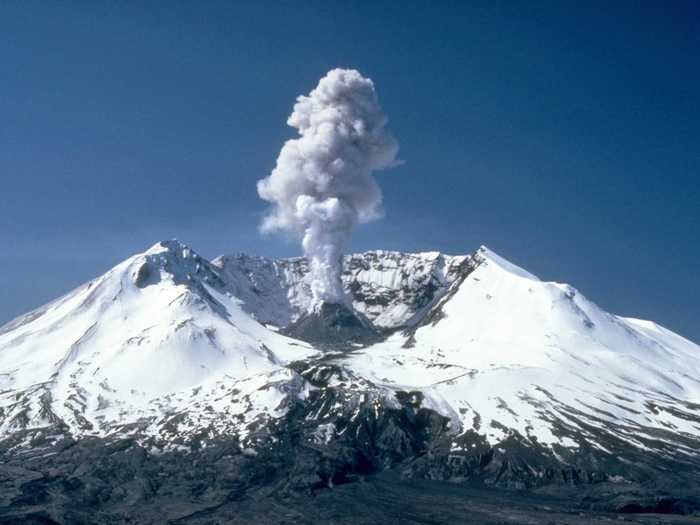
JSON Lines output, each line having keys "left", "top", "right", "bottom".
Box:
{"left": 257, "top": 68, "right": 399, "bottom": 308}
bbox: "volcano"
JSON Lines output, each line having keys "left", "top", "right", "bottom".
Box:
{"left": 2, "top": 241, "right": 700, "bottom": 523}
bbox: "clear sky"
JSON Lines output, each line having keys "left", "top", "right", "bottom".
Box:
{"left": 1, "top": 1, "right": 698, "bottom": 342}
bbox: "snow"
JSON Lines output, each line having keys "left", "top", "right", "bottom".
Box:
{"left": 0, "top": 240, "right": 316, "bottom": 439}
{"left": 340, "top": 246, "right": 700, "bottom": 446}
{"left": 1, "top": 239, "right": 699, "bottom": 455}
{"left": 477, "top": 245, "right": 539, "bottom": 281}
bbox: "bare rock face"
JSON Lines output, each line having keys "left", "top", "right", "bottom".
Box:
{"left": 281, "top": 301, "right": 381, "bottom": 347}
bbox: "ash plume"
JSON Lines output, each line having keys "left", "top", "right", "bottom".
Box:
{"left": 257, "top": 68, "right": 399, "bottom": 308}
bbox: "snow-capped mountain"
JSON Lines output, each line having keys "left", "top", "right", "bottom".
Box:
{"left": 0, "top": 241, "right": 316, "bottom": 444}
{"left": 1, "top": 239, "right": 699, "bottom": 495}
{"left": 344, "top": 248, "right": 700, "bottom": 458}
{"left": 213, "top": 244, "right": 700, "bottom": 474}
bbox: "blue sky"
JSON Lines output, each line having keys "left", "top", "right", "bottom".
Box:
{"left": 1, "top": 1, "right": 699, "bottom": 341}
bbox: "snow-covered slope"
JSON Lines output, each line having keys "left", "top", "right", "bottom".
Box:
{"left": 0, "top": 241, "right": 315, "bottom": 443}
{"left": 343, "top": 247, "right": 700, "bottom": 458}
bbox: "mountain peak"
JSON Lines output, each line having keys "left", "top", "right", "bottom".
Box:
{"left": 476, "top": 245, "right": 539, "bottom": 281}
{"left": 133, "top": 239, "right": 220, "bottom": 289}
{"left": 143, "top": 239, "right": 194, "bottom": 257}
